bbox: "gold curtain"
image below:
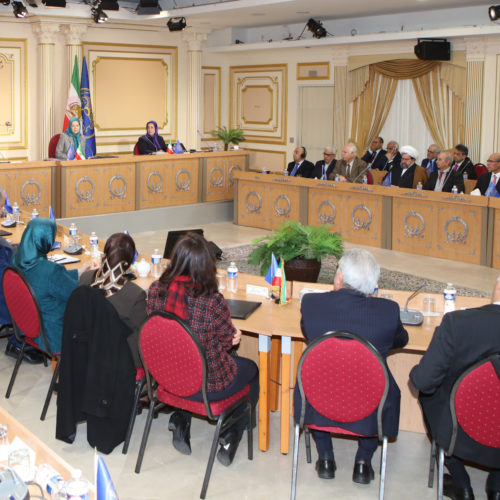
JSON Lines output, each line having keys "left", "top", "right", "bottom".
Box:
{"left": 372, "top": 60, "right": 439, "bottom": 79}
{"left": 350, "top": 67, "right": 397, "bottom": 152}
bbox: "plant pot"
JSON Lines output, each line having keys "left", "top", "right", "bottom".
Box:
{"left": 284, "top": 258, "right": 321, "bottom": 283}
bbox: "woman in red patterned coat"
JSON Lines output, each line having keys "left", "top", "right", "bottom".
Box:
{"left": 146, "top": 232, "right": 258, "bottom": 466}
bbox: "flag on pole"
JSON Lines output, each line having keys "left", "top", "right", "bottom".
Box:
{"left": 167, "top": 140, "right": 174, "bottom": 154}
{"left": 264, "top": 252, "right": 278, "bottom": 285}
{"left": 279, "top": 258, "right": 289, "bottom": 305}
{"left": 95, "top": 453, "right": 119, "bottom": 500}
{"left": 63, "top": 55, "right": 81, "bottom": 132}
{"left": 80, "top": 57, "right": 97, "bottom": 159}
{"left": 4, "top": 193, "right": 13, "bottom": 214}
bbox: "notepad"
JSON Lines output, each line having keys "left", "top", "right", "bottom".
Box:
{"left": 226, "top": 299, "right": 262, "bottom": 320}
{"left": 48, "top": 254, "right": 80, "bottom": 265}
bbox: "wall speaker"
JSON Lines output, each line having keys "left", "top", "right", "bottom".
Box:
{"left": 414, "top": 38, "right": 450, "bottom": 61}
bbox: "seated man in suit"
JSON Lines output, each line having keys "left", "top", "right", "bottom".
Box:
{"left": 452, "top": 144, "right": 476, "bottom": 180}
{"left": 296, "top": 248, "right": 408, "bottom": 485}
{"left": 410, "top": 278, "right": 500, "bottom": 500}
{"left": 287, "top": 146, "right": 314, "bottom": 178}
{"left": 424, "top": 151, "right": 465, "bottom": 193}
{"left": 392, "top": 145, "right": 429, "bottom": 189}
{"left": 474, "top": 152, "right": 500, "bottom": 197}
{"left": 312, "top": 147, "right": 337, "bottom": 180}
{"left": 422, "top": 144, "right": 441, "bottom": 175}
{"left": 361, "top": 136, "right": 387, "bottom": 171}
{"left": 329, "top": 143, "right": 368, "bottom": 183}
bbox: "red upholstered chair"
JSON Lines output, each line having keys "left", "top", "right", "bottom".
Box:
{"left": 474, "top": 163, "right": 488, "bottom": 178}
{"left": 135, "top": 312, "right": 253, "bottom": 499}
{"left": 1, "top": 267, "right": 60, "bottom": 421}
{"left": 428, "top": 353, "right": 500, "bottom": 500}
{"left": 48, "top": 133, "right": 61, "bottom": 158}
{"left": 291, "top": 331, "right": 390, "bottom": 500}
{"left": 133, "top": 142, "right": 140, "bottom": 155}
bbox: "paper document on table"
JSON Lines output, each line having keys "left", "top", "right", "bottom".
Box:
{"left": 48, "top": 254, "right": 80, "bottom": 265}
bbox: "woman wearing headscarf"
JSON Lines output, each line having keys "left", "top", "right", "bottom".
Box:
{"left": 55, "top": 117, "right": 86, "bottom": 160}
{"left": 136, "top": 120, "right": 167, "bottom": 155}
{"left": 12, "top": 218, "right": 93, "bottom": 353}
{"left": 79, "top": 232, "right": 147, "bottom": 366}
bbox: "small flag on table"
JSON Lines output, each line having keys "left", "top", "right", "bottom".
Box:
{"left": 67, "top": 143, "right": 75, "bottom": 161}
{"left": 174, "top": 139, "right": 184, "bottom": 154}
{"left": 167, "top": 140, "right": 174, "bottom": 154}
{"left": 279, "top": 258, "right": 289, "bottom": 305}
{"left": 49, "top": 206, "right": 55, "bottom": 220}
{"left": 74, "top": 142, "right": 86, "bottom": 160}
{"left": 264, "top": 252, "right": 278, "bottom": 285}
{"left": 381, "top": 171, "right": 391, "bottom": 187}
{"left": 4, "top": 193, "right": 13, "bottom": 214}
{"left": 95, "top": 453, "right": 119, "bottom": 500}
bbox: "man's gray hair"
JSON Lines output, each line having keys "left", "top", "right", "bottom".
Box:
{"left": 325, "top": 146, "right": 337, "bottom": 154}
{"left": 388, "top": 140, "right": 399, "bottom": 150}
{"left": 345, "top": 142, "right": 357, "bottom": 155}
{"left": 336, "top": 248, "right": 380, "bottom": 295}
{"left": 441, "top": 151, "right": 453, "bottom": 165}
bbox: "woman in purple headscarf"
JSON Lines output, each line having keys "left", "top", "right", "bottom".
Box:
{"left": 136, "top": 121, "right": 167, "bottom": 155}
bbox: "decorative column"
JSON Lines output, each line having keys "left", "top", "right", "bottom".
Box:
{"left": 60, "top": 24, "right": 87, "bottom": 83}
{"left": 464, "top": 37, "right": 485, "bottom": 163}
{"left": 183, "top": 32, "right": 207, "bottom": 150}
{"left": 332, "top": 47, "right": 349, "bottom": 152}
{"left": 32, "top": 22, "right": 59, "bottom": 158}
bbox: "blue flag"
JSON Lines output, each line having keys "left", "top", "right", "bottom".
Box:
{"left": 265, "top": 252, "right": 278, "bottom": 285}
{"left": 49, "top": 206, "right": 55, "bottom": 220}
{"left": 174, "top": 139, "right": 184, "bottom": 154}
{"left": 95, "top": 455, "right": 118, "bottom": 500}
{"left": 80, "top": 57, "right": 97, "bottom": 159}
{"left": 67, "top": 142, "right": 75, "bottom": 161}
{"left": 123, "top": 230, "right": 138, "bottom": 263}
{"left": 4, "top": 193, "right": 12, "bottom": 214}
{"left": 382, "top": 171, "right": 392, "bottom": 187}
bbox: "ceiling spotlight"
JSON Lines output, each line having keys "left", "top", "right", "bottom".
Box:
{"left": 91, "top": 4, "right": 107, "bottom": 22}
{"left": 1, "top": 0, "right": 10, "bottom": 5}
{"left": 42, "top": 0, "right": 65, "bottom": 6}
{"left": 306, "top": 18, "right": 327, "bottom": 39}
{"left": 489, "top": 5, "right": 500, "bottom": 20}
{"left": 136, "top": 0, "right": 160, "bottom": 15}
{"left": 12, "top": 1, "right": 27, "bottom": 17}
{"left": 100, "top": 0, "right": 118, "bottom": 9}
{"left": 167, "top": 17, "right": 186, "bottom": 31}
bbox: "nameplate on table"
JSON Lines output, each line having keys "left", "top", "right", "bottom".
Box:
{"left": 245, "top": 284, "right": 269, "bottom": 298}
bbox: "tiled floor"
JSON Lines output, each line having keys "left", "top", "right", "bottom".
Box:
{"left": 1, "top": 221, "right": 495, "bottom": 499}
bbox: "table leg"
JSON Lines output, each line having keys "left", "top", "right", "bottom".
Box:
{"left": 269, "top": 337, "right": 281, "bottom": 412}
{"left": 292, "top": 339, "right": 304, "bottom": 418}
{"left": 258, "top": 334, "right": 271, "bottom": 451}
{"left": 280, "top": 336, "right": 291, "bottom": 454}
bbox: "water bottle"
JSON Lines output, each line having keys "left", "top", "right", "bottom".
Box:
{"left": 31, "top": 208, "right": 39, "bottom": 219}
{"left": 362, "top": 175, "right": 367, "bottom": 184}
{"left": 69, "top": 223, "right": 78, "bottom": 245}
{"left": 416, "top": 181, "right": 423, "bottom": 190}
{"left": 89, "top": 232, "right": 100, "bottom": 265}
{"left": 65, "top": 469, "right": 89, "bottom": 500}
{"left": 443, "top": 283, "right": 456, "bottom": 313}
{"left": 334, "top": 174, "right": 340, "bottom": 182}
{"left": 226, "top": 261, "right": 238, "bottom": 293}
{"left": 463, "top": 171, "right": 468, "bottom": 180}
{"left": 35, "top": 464, "right": 66, "bottom": 499}
{"left": 151, "top": 249, "right": 162, "bottom": 279}
{"left": 12, "top": 202, "right": 19, "bottom": 223}
{"left": 213, "top": 144, "right": 218, "bottom": 152}
{"left": 451, "top": 185, "right": 458, "bottom": 194}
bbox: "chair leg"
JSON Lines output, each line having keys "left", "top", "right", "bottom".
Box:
{"left": 247, "top": 402, "right": 253, "bottom": 461}
{"left": 135, "top": 400, "right": 156, "bottom": 474}
{"left": 379, "top": 436, "right": 388, "bottom": 500}
{"left": 123, "top": 378, "right": 145, "bottom": 454}
{"left": 5, "top": 342, "right": 25, "bottom": 399}
{"left": 40, "top": 358, "right": 60, "bottom": 421}
{"left": 428, "top": 440, "right": 436, "bottom": 488}
{"left": 200, "top": 416, "right": 224, "bottom": 499}
{"left": 290, "top": 423, "right": 301, "bottom": 500}
{"left": 304, "top": 427, "right": 311, "bottom": 464}
{"left": 437, "top": 447, "right": 444, "bottom": 500}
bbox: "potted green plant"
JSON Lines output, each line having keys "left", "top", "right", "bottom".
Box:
{"left": 211, "top": 126, "right": 246, "bottom": 151}
{"left": 248, "top": 220, "right": 344, "bottom": 282}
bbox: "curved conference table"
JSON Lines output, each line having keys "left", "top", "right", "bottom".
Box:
{"left": 4, "top": 220, "right": 490, "bottom": 456}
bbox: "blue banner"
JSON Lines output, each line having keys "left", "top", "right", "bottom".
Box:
{"left": 80, "top": 57, "right": 97, "bottom": 159}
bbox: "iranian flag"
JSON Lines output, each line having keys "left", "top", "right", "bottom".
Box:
{"left": 63, "top": 55, "right": 81, "bottom": 131}
{"left": 74, "top": 143, "right": 86, "bottom": 161}
{"left": 167, "top": 140, "right": 174, "bottom": 154}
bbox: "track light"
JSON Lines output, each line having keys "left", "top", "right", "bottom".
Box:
{"left": 306, "top": 18, "right": 327, "bottom": 39}
{"left": 99, "top": 0, "right": 118, "bottom": 9}
{"left": 136, "top": 0, "right": 160, "bottom": 15}
{"left": 1, "top": 0, "right": 10, "bottom": 5}
{"left": 12, "top": 1, "right": 27, "bottom": 17}
{"left": 42, "top": 0, "right": 66, "bottom": 6}
{"left": 91, "top": 4, "right": 107, "bottom": 22}
{"left": 489, "top": 5, "right": 500, "bottom": 20}
{"left": 167, "top": 16, "right": 186, "bottom": 31}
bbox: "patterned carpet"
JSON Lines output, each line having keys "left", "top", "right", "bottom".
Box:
{"left": 219, "top": 244, "right": 489, "bottom": 298}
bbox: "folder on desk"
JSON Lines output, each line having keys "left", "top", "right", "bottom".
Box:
{"left": 226, "top": 299, "right": 262, "bottom": 320}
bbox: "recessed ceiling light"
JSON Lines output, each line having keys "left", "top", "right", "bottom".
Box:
{"left": 296, "top": 11, "right": 309, "bottom": 14}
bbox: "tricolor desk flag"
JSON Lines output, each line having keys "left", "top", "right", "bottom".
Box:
{"left": 80, "top": 57, "right": 97, "bottom": 159}
{"left": 63, "top": 55, "right": 81, "bottom": 132}
{"left": 95, "top": 453, "right": 119, "bottom": 500}
{"left": 279, "top": 258, "right": 289, "bottom": 305}
{"left": 167, "top": 140, "right": 174, "bottom": 154}
{"left": 264, "top": 252, "right": 278, "bottom": 285}
{"left": 4, "top": 193, "right": 13, "bottom": 214}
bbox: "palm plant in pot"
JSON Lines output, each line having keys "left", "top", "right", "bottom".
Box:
{"left": 211, "top": 126, "right": 246, "bottom": 151}
{"left": 248, "top": 221, "right": 344, "bottom": 282}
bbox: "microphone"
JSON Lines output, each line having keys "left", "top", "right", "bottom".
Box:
{"left": 400, "top": 282, "right": 426, "bottom": 325}
{"left": 352, "top": 164, "right": 371, "bottom": 183}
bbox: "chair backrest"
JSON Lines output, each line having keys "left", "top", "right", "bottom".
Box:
{"left": 297, "top": 331, "right": 389, "bottom": 435}
{"left": 370, "top": 169, "right": 387, "bottom": 185}
{"left": 133, "top": 142, "right": 140, "bottom": 155}
{"left": 474, "top": 163, "right": 488, "bottom": 178}
{"left": 48, "top": 134, "right": 61, "bottom": 158}
{"left": 1, "top": 266, "right": 50, "bottom": 352}
{"left": 139, "top": 311, "right": 207, "bottom": 399}
{"left": 448, "top": 353, "right": 500, "bottom": 454}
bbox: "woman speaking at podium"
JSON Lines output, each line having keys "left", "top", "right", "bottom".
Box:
{"left": 137, "top": 120, "right": 167, "bottom": 155}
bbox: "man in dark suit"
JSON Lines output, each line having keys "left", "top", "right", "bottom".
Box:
{"left": 329, "top": 143, "right": 368, "bottom": 183}
{"left": 422, "top": 143, "right": 441, "bottom": 175}
{"left": 287, "top": 146, "right": 314, "bottom": 178}
{"left": 424, "top": 151, "right": 465, "bottom": 193}
{"left": 361, "top": 136, "right": 388, "bottom": 171}
{"left": 452, "top": 144, "right": 476, "bottom": 180}
{"left": 296, "top": 248, "right": 408, "bottom": 485}
{"left": 474, "top": 152, "right": 500, "bottom": 196}
{"left": 410, "top": 279, "right": 500, "bottom": 500}
{"left": 393, "top": 145, "right": 428, "bottom": 189}
{"left": 312, "top": 147, "right": 337, "bottom": 180}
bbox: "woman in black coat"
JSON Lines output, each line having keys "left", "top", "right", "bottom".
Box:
{"left": 136, "top": 120, "right": 167, "bottom": 154}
